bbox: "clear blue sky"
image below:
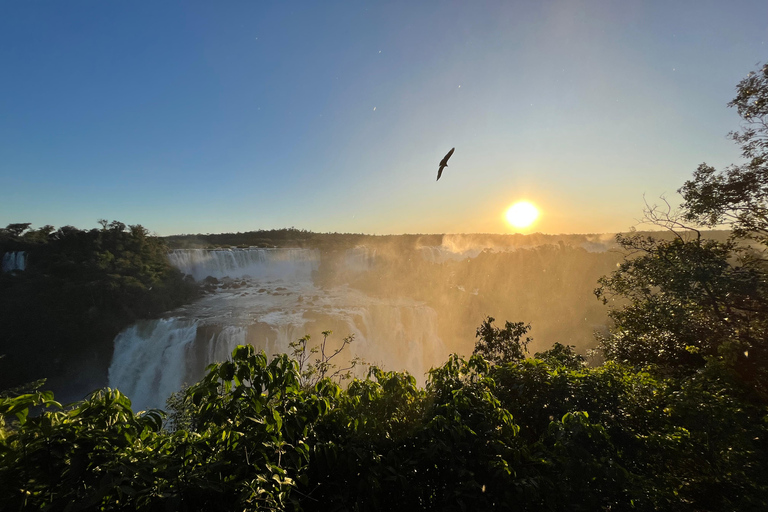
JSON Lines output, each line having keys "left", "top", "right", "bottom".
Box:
{"left": 1, "top": 1, "right": 766, "bottom": 235}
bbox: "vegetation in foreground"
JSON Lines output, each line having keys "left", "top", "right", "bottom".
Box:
{"left": 2, "top": 64, "right": 768, "bottom": 510}
{"left": 1, "top": 324, "right": 766, "bottom": 511}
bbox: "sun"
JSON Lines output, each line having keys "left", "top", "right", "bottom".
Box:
{"left": 505, "top": 201, "right": 539, "bottom": 229}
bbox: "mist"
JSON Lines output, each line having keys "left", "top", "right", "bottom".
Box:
{"left": 103, "top": 231, "right": 628, "bottom": 410}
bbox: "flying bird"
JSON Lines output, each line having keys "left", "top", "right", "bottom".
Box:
{"left": 436, "top": 147, "right": 455, "bottom": 181}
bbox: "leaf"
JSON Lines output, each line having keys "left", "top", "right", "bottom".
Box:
{"left": 14, "top": 407, "right": 29, "bottom": 425}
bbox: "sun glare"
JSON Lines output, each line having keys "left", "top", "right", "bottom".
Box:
{"left": 505, "top": 201, "right": 539, "bottom": 229}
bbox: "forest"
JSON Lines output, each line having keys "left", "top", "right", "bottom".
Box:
{"left": 0, "top": 221, "right": 199, "bottom": 398}
{"left": 1, "top": 65, "right": 768, "bottom": 510}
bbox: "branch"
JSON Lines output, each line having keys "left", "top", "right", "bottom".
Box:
{"left": 641, "top": 195, "right": 701, "bottom": 240}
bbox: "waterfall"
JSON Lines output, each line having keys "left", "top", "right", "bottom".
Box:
{"left": 339, "top": 303, "right": 446, "bottom": 382}
{"left": 110, "top": 246, "right": 451, "bottom": 412}
{"left": 343, "top": 246, "right": 378, "bottom": 273}
{"left": 108, "top": 300, "right": 447, "bottom": 411}
{"left": 1, "top": 251, "right": 26, "bottom": 272}
{"left": 167, "top": 248, "right": 320, "bottom": 281}
{"left": 108, "top": 319, "right": 199, "bottom": 411}
{"left": 107, "top": 319, "right": 249, "bottom": 411}
{"left": 166, "top": 245, "right": 494, "bottom": 279}
{"left": 206, "top": 325, "right": 249, "bottom": 363}
{"left": 418, "top": 245, "right": 484, "bottom": 263}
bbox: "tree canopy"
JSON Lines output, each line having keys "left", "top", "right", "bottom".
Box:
{"left": 0, "top": 221, "right": 199, "bottom": 396}
{"left": 597, "top": 63, "right": 768, "bottom": 400}
{"left": 2, "top": 335, "right": 766, "bottom": 511}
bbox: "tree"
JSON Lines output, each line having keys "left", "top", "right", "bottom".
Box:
{"left": 288, "top": 330, "right": 361, "bottom": 388}
{"left": 472, "top": 316, "right": 531, "bottom": 365}
{"left": 597, "top": 64, "right": 768, "bottom": 399}
{"left": 679, "top": 63, "right": 768, "bottom": 243}
{"left": 534, "top": 342, "right": 586, "bottom": 370}
{"left": 596, "top": 235, "right": 766, "bottom": 370}
{"left": 0, "top": 220, "right": 200, "bottom": 395}
{"left": 1, "top": 223, "right": 31, "bottom": 239}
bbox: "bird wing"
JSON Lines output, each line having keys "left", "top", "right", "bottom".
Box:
{"left": 439, "top": 147, "right": 455, "bottom": 167}
{"left": 437, "top": 165, "right": 445, "bottom": 181}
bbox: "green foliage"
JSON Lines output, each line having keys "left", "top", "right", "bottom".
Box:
{"left": 0, "top": 221, "right": 200, "bottom": 395}
{"left": 3, "top": 339, "right": 766, "bottom": 511}
{"left": 0, "top": 387, "right": 165, "bottom": 510}
{"left": 596, "top": 235, "right": 767, "bottom": 373}
{"left": 181, "top": 345, "right": 328, "bottom": 511}
{"left": 473, "top": 316, "right": 531, "bottom": 364}
{"left": 289, "top": 330, "right": 362, "bottom": 388}
{"left": 534, "top": 342, "right": 585, "bottom": 370}
{"left": 597, "top": 63, "right": 768, "bottom": 398}
{"left": 0, "top": 344, "right": 334, "bottom": 511}
{"left": 680, "top": 63, "right": 768, "bottom": 241}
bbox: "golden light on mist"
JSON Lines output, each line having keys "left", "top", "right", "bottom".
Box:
{"left": 505, "top": 201, "right": 539, "bottom": 229}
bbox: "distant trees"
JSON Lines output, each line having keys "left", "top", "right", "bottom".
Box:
{"left": 0, "top": 223, "right": 32, "bottom": 239}
{"left": 597, "top": 63, "right": 768, "bottom": 399}
{"left": 164, "top": 227, "right": 330, "bottom": 249}
{"left": 0, "top": 223, "right": 57, "bottom": 246}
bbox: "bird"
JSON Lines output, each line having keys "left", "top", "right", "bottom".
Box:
{"left": 437, "top": 147, "right": 455, "bottom": 181}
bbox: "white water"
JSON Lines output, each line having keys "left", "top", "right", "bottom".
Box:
{"left": 343, "top": 246, "right": 378, "bottom": 272}
{"left": 108, "top": 319, "right": 200, "bottom": 411}
{"left": 108, "top": 248, "right": 447, "bottom": 411}
{"left": 167, "top": 248, "right": 319, "bottom": 280}
{"left": 418, "top": 245, "right": 484, "bottom": 263}
{"left": 1, "top": 251, "right": 26, "bottom": 272}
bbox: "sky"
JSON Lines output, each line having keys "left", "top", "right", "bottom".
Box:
{"left": 1, "top": 1, "right": 766, "bottom": 236}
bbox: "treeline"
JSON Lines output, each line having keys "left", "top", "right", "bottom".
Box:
{"left": 166, "top": 229, "right": 449, "bottom": 251}
{"left": 164, "top": 226, "right": 729, "bottom": 252}
{"left": 165, "top": 226, "right": 721, "bottom": 251}
{"left": 164, "top": 228, "right": 393, "bottom": 249}
{"left": 0, "top": 221, "right": 199, "bottom": 399}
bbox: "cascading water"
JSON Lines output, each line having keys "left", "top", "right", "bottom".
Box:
{"left": 108, "top": 320, "right": 251, "bottom": 411}
{"left": 108, "top": 247, "right": 448, "bottom": 412}
{"left": 1, "top": 251, "right": 26, "bottom": 272}
{"left": 418, "top": 245, "right": 484, "bottom": 263}
{"left": 343, "top": 246, "right": 378, "bottom": 272}
{"left": 108, "top": 319, "right": 200, "bottom": 411}
{"left": 167, "top": 248, "right": 319, "bottom": 280}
